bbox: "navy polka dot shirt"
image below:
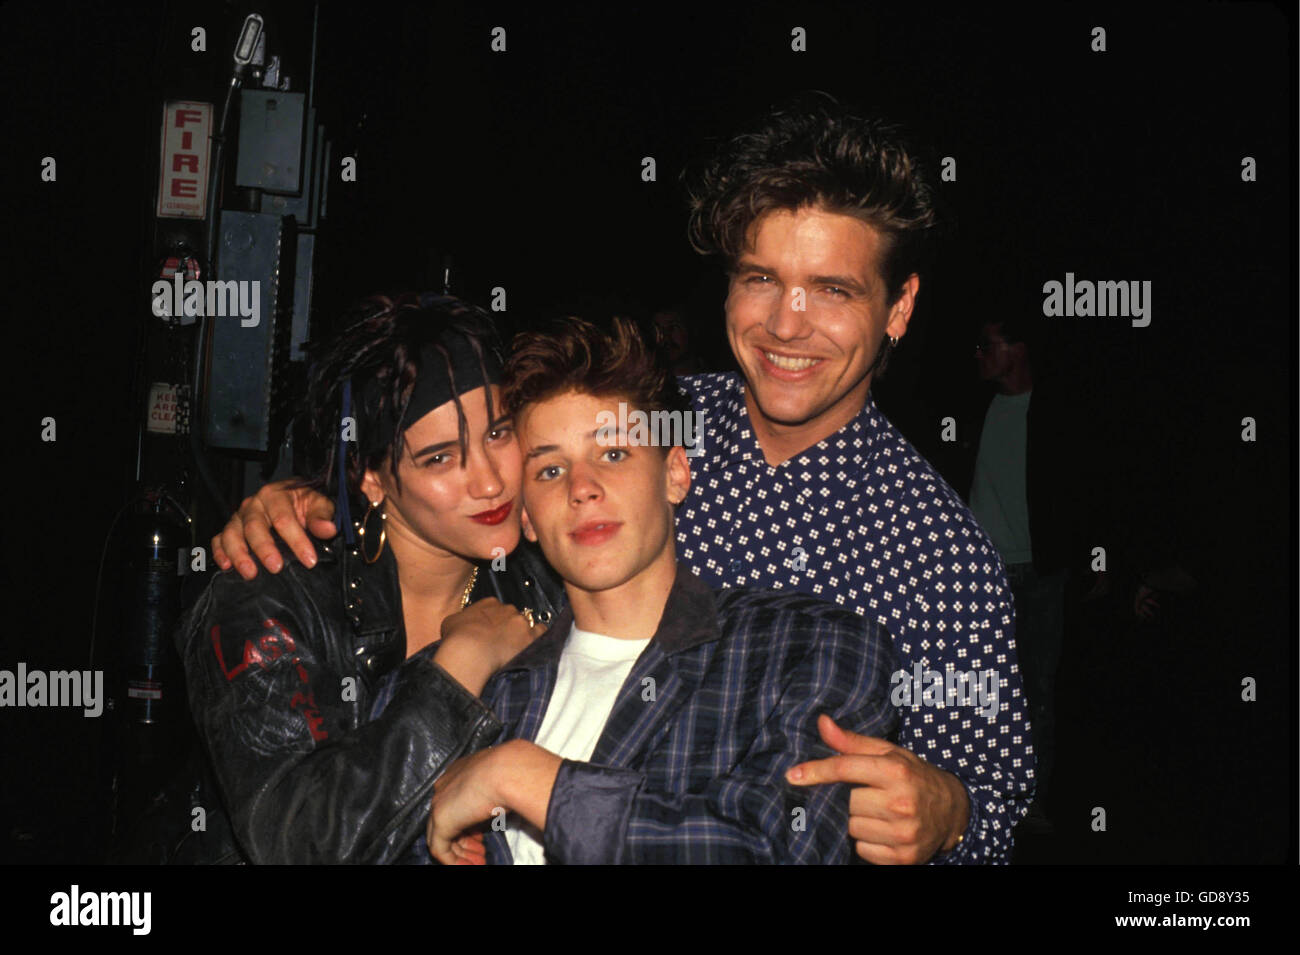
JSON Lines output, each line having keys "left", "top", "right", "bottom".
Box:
{"left": 675, "top": 372, "right": 1034, "bottom": 863}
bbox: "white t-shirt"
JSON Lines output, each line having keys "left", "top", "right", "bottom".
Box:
{"left": 506, "top": 624, "right": 651, "bottom": 865}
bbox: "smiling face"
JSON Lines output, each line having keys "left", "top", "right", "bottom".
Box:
{"left": 515, "top": 390, "right": 690, "bottom": 596}
{"left": 361, "top": 384, "right": 522, "bottom": 562}
{"left": 725, "top": 206, "right": 919, "bottom": 457}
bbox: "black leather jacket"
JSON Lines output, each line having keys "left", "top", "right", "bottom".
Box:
{"left": 172, "top": 535, "right": 563, "bottom": 864}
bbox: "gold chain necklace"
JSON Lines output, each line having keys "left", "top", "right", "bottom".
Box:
{"left": 459, "top": 566, "right": 479, "bottom": 609}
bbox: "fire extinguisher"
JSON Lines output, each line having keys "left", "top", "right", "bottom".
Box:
{"left": 102, "top": 487, "right": 193, "bottom": 847}
{"left": 120, "top": 490, "right": 190, "bottom": 735}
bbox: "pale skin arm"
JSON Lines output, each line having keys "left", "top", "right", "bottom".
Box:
{"left": 427, "top": 740, "right": 562, "bottom": 866}
{"left": 211, "top": 479, "right": 338, "bottom": 579}
{"left": 785, "top": 714, "right": 970, "bottom": 865}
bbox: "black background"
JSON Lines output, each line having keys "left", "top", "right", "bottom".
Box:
{"left": 0, "top": 0, "right": 1294, "bottom": 871}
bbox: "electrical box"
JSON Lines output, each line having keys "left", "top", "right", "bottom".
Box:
{"left": 235, "top": 90, "right": 306, "bottom": 194}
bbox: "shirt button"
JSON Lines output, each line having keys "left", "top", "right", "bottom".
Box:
{"left": 729, "top": 559, "right": 744, "bottom": 575}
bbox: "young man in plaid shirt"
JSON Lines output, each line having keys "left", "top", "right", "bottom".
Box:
{"left": 425, "top": 317, "right": 896, "bottom": 864}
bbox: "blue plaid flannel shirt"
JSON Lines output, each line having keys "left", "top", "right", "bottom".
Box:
{"left": 480, "top": 563, "right": 897, "bottom": 864}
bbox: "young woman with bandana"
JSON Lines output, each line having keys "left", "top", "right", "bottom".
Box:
{"left": 171, "top": 293, "right": 561, "bottom": 864}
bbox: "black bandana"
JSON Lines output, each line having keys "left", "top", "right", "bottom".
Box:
{"left": 356, "top": 331, "right": 502, "bottom": 457}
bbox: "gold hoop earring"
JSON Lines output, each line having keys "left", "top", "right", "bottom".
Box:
{"left": 360, "top": 498, "right": 387, "bottom": 564}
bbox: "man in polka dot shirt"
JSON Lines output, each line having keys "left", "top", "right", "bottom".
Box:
{"left": 673, "top": 97, "right": 1033, "bottom": 864}
{"left": 213, "top": 98, "right": 1033, "bottom": 865}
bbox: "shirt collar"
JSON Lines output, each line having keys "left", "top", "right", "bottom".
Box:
{"left": 705, "top": 378, "right": 762, "bottom": 470}
{"left": 702, "top": 377, "right": 885, "bottom": 489}
{"left": 499, "top": 563, "right": 721, "bottom": 674}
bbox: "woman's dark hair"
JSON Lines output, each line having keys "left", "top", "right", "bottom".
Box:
{"left": 685, "top": 94, "right": 940, "bottom": 305}
{"left": 294, "top": 293, "right": 505, "bottom": 500}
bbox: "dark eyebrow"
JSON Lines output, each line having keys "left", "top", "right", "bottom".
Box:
{"left": 809, "top": 274, "right": 870, "bottom": 294}
{"left": 734, "top": 260, "right": 872, "bottom": 295}
{"left": 411, "top": 440, "right": 459, "bottom": 459}
{"left": 732, "top": 259, "right": 772, "bottom": 276}
{"left": 413, "top": 414, "right": 515, "bottom": 459}
{"left": 524, "top": 429, "right": 612, "bottom": 459}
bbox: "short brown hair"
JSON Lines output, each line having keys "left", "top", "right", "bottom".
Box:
{"left": 685, "top": 95, "right": 939, "bottom": 305}
{"left": 501, "top": 316, "right": 693, "bottom": 447}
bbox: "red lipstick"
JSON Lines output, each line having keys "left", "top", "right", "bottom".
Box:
{"left": 470, "top": 500, "right": 514, "bottom": 525}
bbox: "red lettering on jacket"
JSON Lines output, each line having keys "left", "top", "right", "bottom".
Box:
{"left": 211, "top": 624, "right": 262, "bottom": 681}
{"left": 212, "top": 618, "right": 296, "bottom": 681}
{"left": 291, "top": 690, "right": 328, "bottom": 741}
{"left": 211, "top": 619, "right": 327, "bottom": 739}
